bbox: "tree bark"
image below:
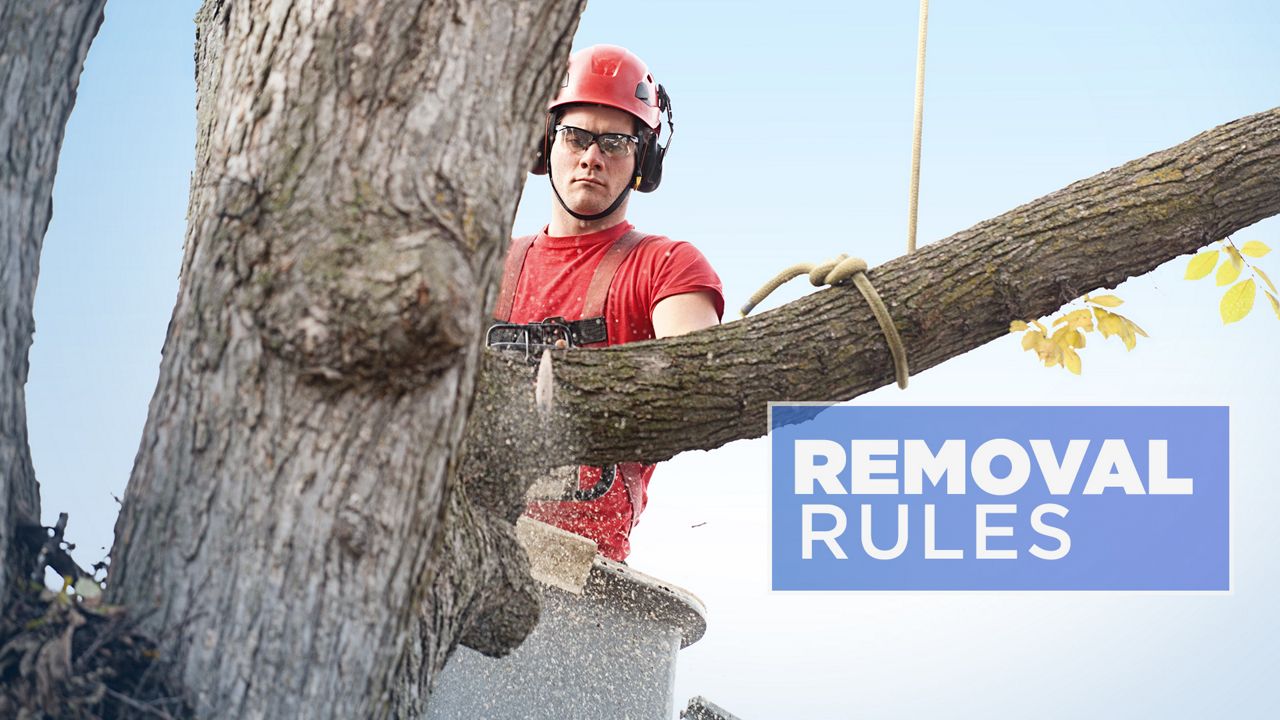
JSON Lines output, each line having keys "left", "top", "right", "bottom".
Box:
{"left": 462, "top": 106, "right": 1280, "bottom": 503}
{"left": 104, "top": 1, "right": 584, "bottom": 718}
{"left": 0, "top": 0, "right": 106, "bottom": 601}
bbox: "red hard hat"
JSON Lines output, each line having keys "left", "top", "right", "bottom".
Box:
{"left": 549, "top": 45, "right": 661, "bottom": 133}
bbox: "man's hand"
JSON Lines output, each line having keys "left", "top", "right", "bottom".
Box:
{"left": 653, "top": 291, "right": 720, "bottom": 338}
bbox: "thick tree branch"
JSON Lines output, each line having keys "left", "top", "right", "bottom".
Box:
{"left": 0, "top": 0, "right": 106, "bottom": 600}
{"left": 463, "top": 106, "right": 1280, "bottom": 496}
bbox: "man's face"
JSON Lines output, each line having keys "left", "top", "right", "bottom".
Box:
{"left": 549, "top": 105, "right": 639, "bottom": 218}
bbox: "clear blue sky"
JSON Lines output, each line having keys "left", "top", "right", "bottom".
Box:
{"left": 30, "top": 1, "right": 1279, "bottom": 717}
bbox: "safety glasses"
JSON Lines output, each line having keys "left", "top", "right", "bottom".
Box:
{"left": 554, "top": 125, "right": 639, "bottom": 159}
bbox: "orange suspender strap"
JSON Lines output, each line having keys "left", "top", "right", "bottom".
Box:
{"left": 580, "top": 229, "right": 651, "bottom": 524}
{"left": 493, "top": 234, "right": 537, "bottom": 322}
{"left": 580, "top": 230, "right": 650, "bottom": 335}
{"left": 494, "top": 229, "right": 653, "bottom": 523}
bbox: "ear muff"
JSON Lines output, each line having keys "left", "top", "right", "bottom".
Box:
{"left": 634, "top": 133, "right": 665, "bottom": 193}
{"left": 634, "top": 84, "right": 672, "bottom": 193}
{"left": 530, "top": 113, "right": 554, "bottom": 175}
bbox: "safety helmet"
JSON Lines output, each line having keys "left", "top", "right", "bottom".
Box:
{"left": 549, "top": 44, "right": 662, "bottom": 134}
{"left": 532, "top": 45, "right": 674, "bottom": 217}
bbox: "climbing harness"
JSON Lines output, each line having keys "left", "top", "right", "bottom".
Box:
{"left": 739, "top": 1, "right": 930, "bottom": 390}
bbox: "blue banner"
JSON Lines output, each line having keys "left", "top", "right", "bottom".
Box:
{"left": 770, "top": 405, "right": 1229, "bottom": 591}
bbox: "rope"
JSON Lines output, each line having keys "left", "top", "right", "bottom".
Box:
{"left": 736, "top": 6, "right": 929, "bottom": 391}
{"left": 740, "top": 256, "right": 909, "bottom": 389}
{"left": 907, "top": 0, "right": 929, "bottom": 254}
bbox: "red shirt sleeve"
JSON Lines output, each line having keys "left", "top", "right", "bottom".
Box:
{"left": 647, "top": 240, "right": 725, "bottom": 320}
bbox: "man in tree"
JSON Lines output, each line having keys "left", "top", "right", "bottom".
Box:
{"left": 490, "top": 44, "right": 724, "bottom": 562}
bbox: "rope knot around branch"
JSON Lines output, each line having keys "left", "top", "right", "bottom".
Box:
{"left": 807, "top": 254, "right": 868, "bottom": 287}
{"left": 742, "top": 255, "right": 909, "bottom": 389}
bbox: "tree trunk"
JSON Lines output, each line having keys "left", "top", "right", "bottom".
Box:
{"left": 0, "top": 0, "right": 106, "bottom": 601}
{"left": 104, "top": 1, "right": 584, "bottom": 717}
{"left": 462, "top": 106, "right": 1280, "bottom": 498}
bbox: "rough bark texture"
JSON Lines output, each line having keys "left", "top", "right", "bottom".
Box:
{"left": 104, "top": 1, "right": 584, "bottom": 718}
{"left": 0, "top": 0, "right": 106, "bottom": 601}
{"left": 464, "top": 106, "right": 1280, "bottom": 502}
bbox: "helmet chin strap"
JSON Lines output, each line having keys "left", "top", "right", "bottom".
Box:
{"left": 547, "top": 159, "right": 635, "bottom": 223}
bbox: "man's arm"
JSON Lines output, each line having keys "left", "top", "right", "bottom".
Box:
{"left": 653, "top": 291, "right": 721, "bottom": 338}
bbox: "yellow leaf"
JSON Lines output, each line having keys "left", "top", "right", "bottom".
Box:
{"left": 1052, "top": 326, "right": 1083, "bottom": 345}
{"left": 74, "top": 578, "right": 102, "bottom": 600}
{"left": 1254, "top": 266, "right": 1278, "bottom": 296}
{"left": 1184, "top": 250, "right": 1218, "bottom": 280}
{"left": 1062, "top": 308, "right": 1094, "bottom": 330}
{"left": 1009, "top": 320, "right": 1029, "bottom": 332}
{"left": 1215, "top": 257, "right": 1242, "bottom": 286}
{"left": 1033, "top": 335, "right": 1062, "bottom": 366}
{"left": 1022, "top": 330, "right": 1042, "bottom": 351}
{"left": 1225, "top": 244, "right": 1244, "bottom": 270}
{"left": 1220, "top": 279, "right": 1256, "bottom": 324}
{"left": 1109, "top": 311, "right": 1148, "bottom": 338}
{"left": 1088, "top": 294, "right": 1124, "bottom": 307}
{"left": 1240, "top": 240, "right": 1271, "bottom": 258}
{"left": 1094, "top": 309, "right": 1122, "bottom": 338}
{"left": 1062, "top": 347, "right": 1082, "bottom": 375}
{"left": 1267, "top": 291, "right": 1280, "bottom": 321}
{"left": 1118, "top": 322, "right": 1137, "bottom": 350}
{"left": 1031, "top": 320, "right": 1048, "bottom": 334}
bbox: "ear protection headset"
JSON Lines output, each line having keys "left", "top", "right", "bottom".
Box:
{"left": 633, "top": 84, "right": 673, "bottom": 193}
{"left": 530, "top": 86, "right": 673, "bottom": 193}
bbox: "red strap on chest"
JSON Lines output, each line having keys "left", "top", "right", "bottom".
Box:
{"left": 579, "top": 230, "right": 649, "bottom": 324}
{"left": 495, "top": 229, "right": 653, "bottom": 524}
{"left": 493, "top": 234, "right": 537, "bottom": 322}
{"left": 494, "top": 230, "right": 652, "bottom": 333}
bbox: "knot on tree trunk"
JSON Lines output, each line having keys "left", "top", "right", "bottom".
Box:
{"left": 253, "top": 227, "right": 480, "bottom": 386}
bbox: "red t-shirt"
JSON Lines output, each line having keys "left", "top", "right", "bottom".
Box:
{"left": 505, "top": 220, "right": 723, "bottom": 561}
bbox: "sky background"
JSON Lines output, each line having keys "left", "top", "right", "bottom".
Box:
{"left": 29, "top": 0, "right": 1280, "bottom": 717}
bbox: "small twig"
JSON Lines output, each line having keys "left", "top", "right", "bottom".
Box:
{"left": 103, "top": 688, "right": 178, "bottom": 720}
{"left": 73, "top": 608, "right": 146, "bottom": 674}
